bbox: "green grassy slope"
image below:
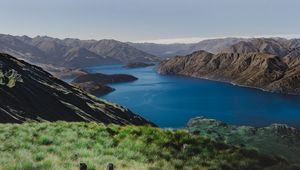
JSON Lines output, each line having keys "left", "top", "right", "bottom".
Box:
{"left": 187, "top": 117, "right": 300, "bottom": 166}
{"left": 0, "top": 122, "right": 293, "bottom": 170}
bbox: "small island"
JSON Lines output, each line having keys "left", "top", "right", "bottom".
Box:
{"left": 72, "top": 73, "right": 138, "bottom": 84}
{"left": 124, "top": 62, "right": 155, "bottom": 68}
{"left": 71, "top": 73, "right": 138, "bottom": 96}
{"left": 72, "top": 81, "right": 115, "bottom": 96}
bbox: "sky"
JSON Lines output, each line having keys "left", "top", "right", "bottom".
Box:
{"left": 1, "top": 0, "right": 300, "bottom": 44}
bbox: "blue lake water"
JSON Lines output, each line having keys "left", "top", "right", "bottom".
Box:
{"left": 85, "top": 65, "right": 300, "bottom": 128}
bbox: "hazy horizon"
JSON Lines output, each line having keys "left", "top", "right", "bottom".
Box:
{"left": 1, "top": 0, "right": 300, "bottom": 43}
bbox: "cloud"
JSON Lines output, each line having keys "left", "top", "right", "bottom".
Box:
{"left": 135, "top": 34, "right": 300, "bottom": 44}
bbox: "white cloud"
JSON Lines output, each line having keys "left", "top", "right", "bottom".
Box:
{"left": 136, "top": 34, "right": 300, "bottom": 44}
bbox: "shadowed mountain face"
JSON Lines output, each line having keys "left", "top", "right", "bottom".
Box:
{"left": 157, "top": 39, "right": 300, "bottom": 95}
{"left": 0, "top": 34, "right": 160, "bottom": 68}
{"left": 0, "top": 53, "right": 155, "bottom": 126}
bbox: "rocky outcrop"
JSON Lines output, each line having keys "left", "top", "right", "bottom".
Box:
{"left": 0, "top": 53, "right": 155, "bottom": 126}
{"left": 157, "top": 49, "right": 300, "bottom": 95}
{"left": 124, "top": 62, "right": 155, "bottom": 68}
{"left": 187, "top": 116, "right": 300, "bottom": 165}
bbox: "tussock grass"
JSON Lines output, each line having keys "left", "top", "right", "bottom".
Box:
{"left": 0, "top": 122, "right": 291, "bottom": 170}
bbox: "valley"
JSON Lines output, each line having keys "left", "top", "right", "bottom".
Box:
{"left": 1, "top": 0, "right": 300, "bottom": 169}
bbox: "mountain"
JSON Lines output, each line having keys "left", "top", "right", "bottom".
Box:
{"left": 157, "top": 49, "right": 300, "bottom": 95}
{"left": 129, "top": 38, "right": 246, "bottom": 58}
{"left": 222, "top": 38, "right": 300, "bottom": 56}
{"left": 28, "top": 36, "right": 69, "bottom": 62}
{"left": 0, "top": 34, "right": 160, "bottom": 68}
{"left": 83, "top": 39, "right": 161, "bottom": 63}
{"left": 62, "top": 47, "right": 119, "bottom": 67}
{"left": 189, "top": 38, "right": 247, "bottom": 54}
{"left": 127, "top": 42, "right": 192, "bottom": 58}
{"left": 0, "top": 53, "right": 154, "bottom": 126}
{"left": 30, "top": 37, "right": 160, "bottom": 64}
{"left": 124, "top": 62, "right": 155, "bottom": 68}
{"left": 187, "top": 116, "right": 300, "bottom": 165}
{"left": 0, "top": 34, "right": 46, "bottom": 63}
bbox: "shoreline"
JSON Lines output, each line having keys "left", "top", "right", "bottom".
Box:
{"left": 157, "top": 70, "right": 299, "bottom": 96}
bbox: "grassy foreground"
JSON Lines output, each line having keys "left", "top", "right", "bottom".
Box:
{"left": 0, "top": 122, "right": 292, "bottom": 170}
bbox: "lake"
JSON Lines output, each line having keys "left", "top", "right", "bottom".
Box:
{"left": 85, "top": 65, "right": 300, "bottom": 128}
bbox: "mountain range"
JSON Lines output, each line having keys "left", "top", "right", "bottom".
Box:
{"left": 222, "top": 38, "right": 300, "bottom": 56}
{"left": 157, "top": 38, "right": 300, "bottom": 95}
{"left": 0, "top": 34, "right": 160, "bottom": 68}
{"left": 129, "top": 38, "right": 246, "bottom": 57}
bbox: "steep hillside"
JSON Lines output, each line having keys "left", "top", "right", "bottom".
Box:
{"left": 187, "top": 116, "right": 300, "bottom": 165}
{"left": 36, "top": 64, "right": 88, "bottom": 79}
{"left": 157, "top": 50, "right": 300, "bottom": 95}
{"left": 0, "top": 53, "right": 153, "bottom": 126}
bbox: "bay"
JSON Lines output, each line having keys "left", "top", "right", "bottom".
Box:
{"left": 85, "top": 65, "right": 300, "bottom": 128}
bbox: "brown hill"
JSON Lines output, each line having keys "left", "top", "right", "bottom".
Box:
{"left": 157, "top": 50, "right": 300, "bottom": 95}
